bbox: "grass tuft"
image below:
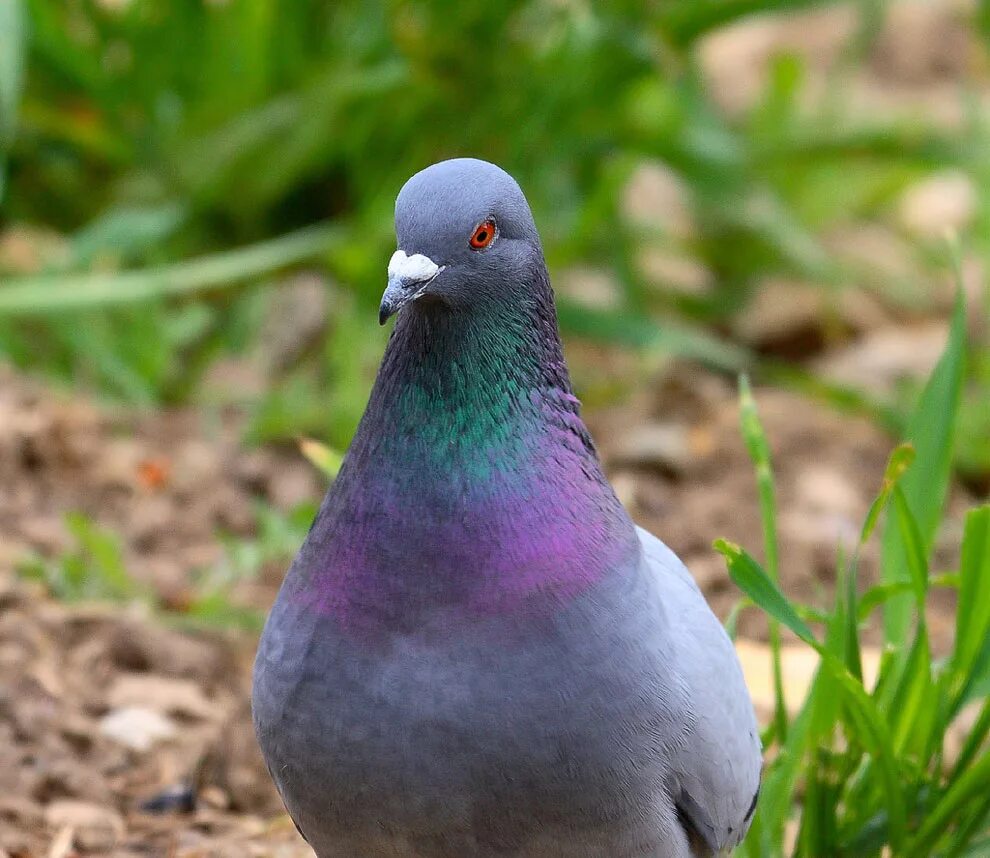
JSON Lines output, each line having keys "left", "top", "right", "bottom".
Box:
{"left": 721, "top": 285, "right": 990, "bottom": 855}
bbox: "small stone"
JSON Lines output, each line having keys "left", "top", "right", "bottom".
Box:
{"left": 610, "top": 424, "right": 693, "bottom": 476}
{"left": 794, "top": 466, "right": 861, "bottom": 519}
{"left": 871, "top": 0, "right": 973, "bottom": 84}
{"left": 0, "top": 795, "right": 44, "bottom": 829}
{"left": 170, "top": 439, "right": 223, "bottom": 495}
{"left": 825, "top": 223, "right": 917, "bottom": 286}
{"left": 199, "top": 785, "right": 231, "bottom": 810}
{"left": 622, "top": 162, "right": 695, "bottom": 238}
{"left": 267, "top": 460, "right": 321, "bottom": 510}
{"left": 44, "top": 800, "right": 124, "bottom": 852}
{"left": 899, "top": 171, "right": 976, "bottom": 238}
{"left": 636, "top": 248, "right": 713, "bottom": 296}
{"left": 107, "top": 674, "right": 219, "bottom": 721}
{"left": 814, "top": 323, "right": 949, "bottom": 396}
{"left": 141, "top": 783, "right": 197, "bottom": 815}
{"left": 18, "top": 515, "right": 69, "bottom": 555}
{"left": 733, "top": 279, "right": 828, "bottom": 356}
{"left": 698, "top": 6, "right": 856, "bottom": 114}
{"left": 609, "top": 472, "right": 638, "bottom": 510}
{"left": 555, "top": 267, "right": 621, "bottom": 310}
{"left": 99, "top": 706, "right": 176, "bottom": 752}
{"left": 684, "top": 554, "right": 731, "bottom": 593}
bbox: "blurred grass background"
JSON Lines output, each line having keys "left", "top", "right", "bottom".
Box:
{"left": 1, "top": 0, "right": 987, "bottom": 480}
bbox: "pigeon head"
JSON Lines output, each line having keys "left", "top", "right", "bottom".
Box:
{"left": 379, "top": 158, "right": 544, "bottom": 324}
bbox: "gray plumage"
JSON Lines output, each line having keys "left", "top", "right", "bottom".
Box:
{"left": 253, "top": 158, "right": 761, "bottom": 857}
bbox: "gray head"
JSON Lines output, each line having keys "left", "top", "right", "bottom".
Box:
{"left": 379, "top": 159, "right": 545, "bottom": 324}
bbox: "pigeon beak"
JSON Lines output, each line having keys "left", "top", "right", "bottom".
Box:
{"left": 379, "top": 250, "right": 443, "bottom": 325}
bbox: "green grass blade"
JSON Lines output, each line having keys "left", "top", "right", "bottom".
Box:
{"left": 555, "top": 299, "right": 751, "bottom": 372}
{"left": 826, "top": 667, "right": 909, "bottom": 852}
{"left": 755, "top": 125, "right": 975, "bottom": 168}
{"left": 842, "top": 444, "right": 916, "bottom": 685}
{"left": 68, "top": 203, "right": 189, "bottom": 269}
{"left": 798, "top": 748, "right": 835, "bottom": 855}
{"left": 892, "top": 485, "right": 930, "bottom": 606}
{"left": 746, "top": 674, "right": 824, "bottom": 855}
{"left": 953, "top": 506, "right": 990, "bottom": 692}
{"left": 954, "top": 616, "right": 990, "bottom": 709}
{"left": 0, "top": 223, "right": 339, "bottom": 315}
{"left": 0, "top": 0, "right": 25, "bottom": 201}
{"left": 737, "top": 375, "right": 789, "bottom": 744}
{"left": 857, "top": 581, "right": 914, "bottom": 623}
{"left": 948, "top": 699, "right": 990, "bottom": 798}
{"left": 948, "top": 802, "right": 990, "bottom": 858}
{"left": 881, "top": 282, "right": 967, "bottom": 643}
{"left": 63, "top": 512, "right": 145, "bottom": 602}
{"left": 0, "top": 0, "right": 24, "bottom": 137}
{"left": 722, "top": 597, "right": 752, "bottom": 641}
{"left": 715, "top": 539, "right": 816, "bottom": 645}
{"left": 954, "top": 835, "right": 990, "bottom": 858}
{"left": 887, "top": 625, "right": 934, "bottom": 754}
{"left": 909, "top": 750, "right": 990, "bottom": 855}
{"left": 717, "top": 537, "right": 909, "bottom": 850}
{"left": 839, "top": 548, "right": 863, "bottom": 682}
{"left": 738, "top": 378, "right": 779, "bottom": 585}
{"left": 298, "top": 438, "right": 344, "bottom": 480}
{"left": 861, "top": 444, "right": 917, "bottom": 546}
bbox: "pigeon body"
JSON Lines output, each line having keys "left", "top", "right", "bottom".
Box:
{"left": 253, "top": 159, "right": 761, "bottom": 857}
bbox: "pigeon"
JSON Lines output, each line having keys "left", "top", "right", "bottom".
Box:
{"left": 253, "top": 158, "right": 761, "bottom": 858}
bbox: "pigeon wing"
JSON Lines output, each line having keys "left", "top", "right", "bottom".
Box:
{"left": 638, "top": 527, "right": 762, "bottom": 853}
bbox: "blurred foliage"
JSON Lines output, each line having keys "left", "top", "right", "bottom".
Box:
{"left": 881, "top": 284, "right": 967, "bottom": 642}
{"left": 18, "top": 500, "right": 316, "bottom": 632}
{"left": 722, "top": 291, "right": 990, "bottom": 855}
{"left": 181, "top": 500, "right": 316, "bottom": 632}
{"left": 18, "top": 510, "right": 151, "bottom": 602}
{"left": 0, "top": 0, "right": 987, "bottom": 466}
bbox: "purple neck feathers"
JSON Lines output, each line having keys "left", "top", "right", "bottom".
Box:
{"left": 291, "top": 272, "right": 638, "bottom": 631}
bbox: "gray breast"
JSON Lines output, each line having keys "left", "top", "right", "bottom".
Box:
{"left": 252, "top": 557, "right": 699, "bottom": 858}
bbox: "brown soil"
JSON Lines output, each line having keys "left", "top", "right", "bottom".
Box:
{"left": 0, "top": 367, "right": 313, "bottom": 857}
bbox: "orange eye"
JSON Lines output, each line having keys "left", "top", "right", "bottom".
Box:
{"left": 469, "top": 220, "right": 496, "bottom": 250}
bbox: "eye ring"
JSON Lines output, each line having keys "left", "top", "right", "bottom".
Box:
{"left": 469, "top": 220, "right": 497, "bottom": 250}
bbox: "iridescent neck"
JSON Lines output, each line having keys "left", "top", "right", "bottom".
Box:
{"left": 291, "top": 280, "right": 638, "bottom": 631}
